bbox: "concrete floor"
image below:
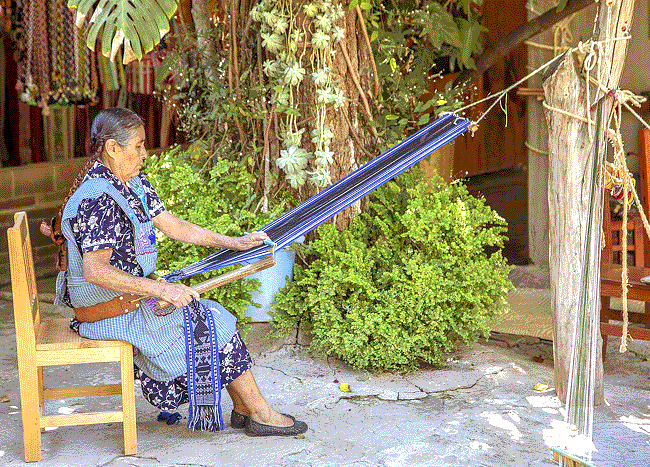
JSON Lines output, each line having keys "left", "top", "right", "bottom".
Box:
{"left": 0, "top": 294, "right": 649, "bottom": 466}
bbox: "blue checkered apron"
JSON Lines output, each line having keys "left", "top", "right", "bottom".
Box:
{"left": 55, "top": 178, "right": 237, "bottom": 382}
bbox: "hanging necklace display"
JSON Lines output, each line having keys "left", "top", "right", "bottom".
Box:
{"left": 33, "top": 0, "right": 48, "bottom": 106}
{"left": 63, "top": 0, "right": 76, "bottom": 98}
{"left": 15, "top": 0, "right": 97, "bottom": 108}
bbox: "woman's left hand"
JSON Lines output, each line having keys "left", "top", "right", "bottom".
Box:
{"left": 232, "top": 231, "right": 270, "bottom": 251}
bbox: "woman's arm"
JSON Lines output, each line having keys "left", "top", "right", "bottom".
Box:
{"left": 83, "top": 248, "right": 199, "bottom": 308}
{"left": 152, "top": 210, "right": 268, "bottom": 250}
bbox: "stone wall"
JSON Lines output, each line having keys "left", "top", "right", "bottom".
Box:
{"left": 0, "top": 158, "right": 89, "bottom": 285}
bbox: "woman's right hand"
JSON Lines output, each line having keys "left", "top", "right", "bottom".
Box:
{"left": 158, "top": 281, "right": 200, "bottom": 308}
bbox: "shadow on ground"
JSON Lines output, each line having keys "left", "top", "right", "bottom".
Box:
{"left": 0, "top": 297, "right": 648, "bottom": 467}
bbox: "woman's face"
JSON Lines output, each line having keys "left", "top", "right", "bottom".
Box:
{"left": 106, "top": 126, "right": 147, "bottom": 183}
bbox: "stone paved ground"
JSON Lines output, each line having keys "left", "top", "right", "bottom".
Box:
{"left": 0, "top": 299, "right": 648, "bottom": 467}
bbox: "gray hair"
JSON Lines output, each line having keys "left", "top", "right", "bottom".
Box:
{"left": 90, "top": 107, "right": 145, "bottom": 157}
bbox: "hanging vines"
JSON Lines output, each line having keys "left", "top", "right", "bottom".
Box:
{"left": 157, "top": 0, "right": 380, "bottom": 215}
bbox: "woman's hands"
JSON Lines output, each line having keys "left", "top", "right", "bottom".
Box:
{"left": 231, "top": 231, "right": 270, "bottom": 251}
{"left": 83, "top": 249, "right": 200, "bottom": 309}
{"left": 153, "top": 211, "right": 272, "bottom": 252}
{"left": 157, "top": 281, "right": 200, "bottom": 308}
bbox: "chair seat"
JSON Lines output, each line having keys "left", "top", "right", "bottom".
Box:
{"left": 37, "top": 318, "right": 126, "bottom": 351}
{"left": 601, "top": 264, "right": 650, "bottom": 302}
{"left": 600, "top": 264, "right": 650, "bottom": 348}
{"left": 601, "top": 264, "right": 650, "bottom": 288}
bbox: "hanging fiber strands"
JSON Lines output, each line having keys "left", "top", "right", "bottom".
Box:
{"left": 561, "top": 101, "right": 605, "bottom": 463}
{"left": 2, "top": 0, "right": 11, "bottom": 32}
{"left": 21, "top": 0, "right": 50, "bottom": 104}
{"left": 163, "top": 113, "right": 470, "bottom": 284}
{"left": 15, "top": 0, "right": 97, "bottom": 109}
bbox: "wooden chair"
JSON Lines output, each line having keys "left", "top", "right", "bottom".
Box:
{"left": 601, "top": 191, "right": 645, "bottom": 267}
{"left": 600, "top": 264, "right": 650, "bottom": 358}
{"left": 8, "top": 211, "right": 136, "bottom": 462}
{"left": 600, "top": 128, "right": 650, "bottom": 358}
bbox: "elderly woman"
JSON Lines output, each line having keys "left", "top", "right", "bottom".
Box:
{"left": 52, "top": 107, "right": 306, "bottom": 437}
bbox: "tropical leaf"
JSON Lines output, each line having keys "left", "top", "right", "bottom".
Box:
{"left": 154, "top": 54, "right": 175, "bottom": 88}
{"left": 456, "top": 18, "right": 486, "bottom": 69}
{"left": 68, "top": 0, "right": 177, "bottom": 63}
{"left": 418, "top": 3, "right": 461, "bottom": 51}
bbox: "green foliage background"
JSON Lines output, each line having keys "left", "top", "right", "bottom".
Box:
{"left": 272, "top": 171, "right": 513, "bottom": 371}
{"left": 144, "top": 143, "right": 288, "bottom": 335}
{"left": 366, "top": 0, "right": 485, "bottom": 149}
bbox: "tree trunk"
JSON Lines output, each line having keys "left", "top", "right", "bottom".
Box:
{"left": 220, "top": 2, "right": 377, "bottom": 226}
{"left": 191, "top": 0, "right": 218, "bottom": 77}
{"left": 329, "top": 8, "right": 376, "bottom": 228}
{"left": 544, "top": 0, "right": 635, "bottom": 405}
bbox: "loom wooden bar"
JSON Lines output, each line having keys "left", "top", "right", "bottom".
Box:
{"left": 516, "top": 87, "right": 544, "bottom": 97}
{"left": 40, "top": 411, "right": 124, "bottom": 428}
{"left": 43, "top": 384, "right": 122, "bottom": 399}
{"left": 552, "top": 448, "right": 596, "bottom": 467}
{"left": 156, "top": 255, "right": 277, "bottom": 309}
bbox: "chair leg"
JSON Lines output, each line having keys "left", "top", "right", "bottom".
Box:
{"left": 120, "top": 343, "right": 137, "bottom": 456}
{"left": 37, "top": 367, "right": 45, "bottom": 433}
{"left": 18, "top": 363, "right": 42, "bottom": 462}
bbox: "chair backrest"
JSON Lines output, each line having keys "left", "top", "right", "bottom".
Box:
{"left": 602, "top": 188, "right": 645, "bottom": 267}
{"left": 638, "top": 128, "right": 650, "bottom": 267}
{"left": 8, "top": 212, "right": 40, "bottom": 355}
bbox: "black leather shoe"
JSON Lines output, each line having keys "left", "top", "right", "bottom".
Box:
{"left": 231, "top": 410, "right": 248, "bottom": 429}
{"left": 244, "top": 415, "right": 308, "bottom": 437}
{"left": 232, "top": 411, "right": 294, "bottom": 429}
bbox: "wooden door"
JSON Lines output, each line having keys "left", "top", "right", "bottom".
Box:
{"left": 454, "top": 0, "right": 528, "bottom": 177}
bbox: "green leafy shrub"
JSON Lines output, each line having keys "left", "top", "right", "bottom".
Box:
{"left": 144, "top": 143, "right": 288, "bottom": 335}
{"left": 271, "top": 170, "right": 512, "bottom": 371}
{"left": 365, "top": 0, "right": 486, "bottom": 149}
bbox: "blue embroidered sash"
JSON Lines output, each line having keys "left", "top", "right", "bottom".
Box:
{"left": 184, "top": 299, "right": 224, "bottom": 431}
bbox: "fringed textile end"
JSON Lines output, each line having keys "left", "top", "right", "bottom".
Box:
{"left": 187, "top": 405, "right": 225, "bottom": 432}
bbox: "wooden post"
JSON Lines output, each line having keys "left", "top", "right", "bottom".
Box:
{"left": 543, "top": 0, "right": 635, "bottom": 404}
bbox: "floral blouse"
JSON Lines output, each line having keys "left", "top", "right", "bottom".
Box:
{"left": 70, "top": 160, "right": 165, "bottom": 276}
